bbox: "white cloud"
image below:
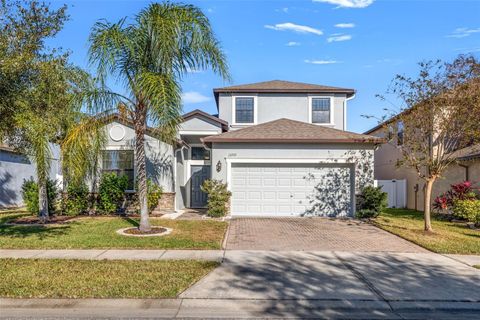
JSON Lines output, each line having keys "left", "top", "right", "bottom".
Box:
{"left": 304, "top": 59, "right": 341, "bottom": 65}
{"left": 275, "top": 7, "right": 289, "bottom": 13}
{"left": 265, "top": 22, "right": 323, "bottom": 35}
{"left": 286, "top": 41, "right": 301, "bottom": 46}
{"left": 181, "top": 91, "right": 211, "bottom": 104}
{"left": 447, "top": 27, "right": 480, "bottom": 38}
{"left": 335, "top": 23, "right": 355, "bottom": 28}
{"left": 313, "top": 0, "right": 374, "bottom": 8}
{"left": 455, "top": 47, "right": 480, "bottom": 53}
{"left": 327, "top": 34, "right": 352, "bottom": 42}
{"left": 186, "top": 67, "right": 203, "bottom": 74}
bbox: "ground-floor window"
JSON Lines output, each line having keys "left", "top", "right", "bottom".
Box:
{"left": 101, "top": 150, "right": 135, "bottom": 190}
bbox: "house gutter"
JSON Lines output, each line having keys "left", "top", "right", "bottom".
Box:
{"left": 345, "top": 93, "right": 356, "bottom": 131}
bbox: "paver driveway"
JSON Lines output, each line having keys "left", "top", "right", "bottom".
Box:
{"left": 226, "top": 217, "right": 428, "bottom": 252}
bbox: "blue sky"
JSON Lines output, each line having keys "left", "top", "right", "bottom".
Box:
{"left": 50, "top": 0, "right": 480, "bottom": 133}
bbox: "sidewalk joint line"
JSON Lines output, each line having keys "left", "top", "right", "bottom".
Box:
{"left": 173, "top": 298, "right": 184, "bottom": 318}
{"left": 158, "top": 250, "right": 166, "bottom": 259}
{"left": 94, "top": 249, "right": 109, "bottom": 259}
{"left": 332, "top": 252, "right": 406, "bottom": 320}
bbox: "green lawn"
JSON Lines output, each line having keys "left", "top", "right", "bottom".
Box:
{"left": 374, "top": 208, "right": 480, "bottom": 254}
{"left": 0, "top": 213, "right": 227, "bottom": 249}
{"left": 0, "top": 258, "right": 217, "bottom": 298}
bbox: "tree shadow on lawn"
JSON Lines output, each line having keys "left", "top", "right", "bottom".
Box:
{"left": 185, "top": 252, "right": 480, "bottom": 317}
{"left": 0, "top": 223, "right": 71, "bottom": 240}
{"left": 121, "top": 217, "right": 140, "bottom": 228}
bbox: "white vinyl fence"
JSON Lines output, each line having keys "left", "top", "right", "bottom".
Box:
{"left": 375, "top": 179, "right": 407, "bottom": 208}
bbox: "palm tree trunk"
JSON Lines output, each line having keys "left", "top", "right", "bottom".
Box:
{"left": 38, "top": 176, "right": 49, "bottom": 223}
{"left": 424, "top": 178, "right": 435, "bottom": 232}
{"left": 134, "top": 107, "right": 151, "bottom": 232}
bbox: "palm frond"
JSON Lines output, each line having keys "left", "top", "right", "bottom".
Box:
{"left": 61, "top": 113, "right": 109, "bottom": 185}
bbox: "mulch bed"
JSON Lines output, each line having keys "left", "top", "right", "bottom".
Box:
{"left": 7, "top": 215, "right": 77, "bottom": 225}
{"left": 122, "top": 227, "right": 168, "bottom": 235}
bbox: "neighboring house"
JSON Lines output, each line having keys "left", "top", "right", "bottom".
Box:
{"left": 0, "top": 143, "right": 62, "bottom": 208}
{"left": 365, "top": 120, "right": 480, "bottom": 211}
{"left": 102, "top": 80, "right": 383, "bottom": 217}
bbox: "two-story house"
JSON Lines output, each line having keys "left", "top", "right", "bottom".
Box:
{"left": 100, "top": 80, "right": 383, "bottom": 217}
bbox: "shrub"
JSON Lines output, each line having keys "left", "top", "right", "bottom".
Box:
{"left": 452, "top": 199, "right": 480, "bottom": 224}
{"left": 356, "top": 186, "right": 388, "bottom": 219}
{"left": 64, "top": 182, "right": 89, "bottom": 216}
{"left": 356, "top": 209, "right": 379, "bottom": 219}
{"left": 201, "top": 179, "right": 231, "bottom": 218}
{"left": 21, "top": 178, "right": 58, "bottom": 215}
{"left": 433, "top": 181, "right": 478, "bottom": 212}
{"left": 147, "top": 180, "right": 163, "bottom": 212}
{"left": 98, "top": 173, "right": 128, "bottom": 214}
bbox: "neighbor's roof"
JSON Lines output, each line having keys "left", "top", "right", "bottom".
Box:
{"left": 453, "top": 144, "right": 480, "bottom": 161}
{"left": 213, "top": 80, "right": 355, "bottom": 97}
{"left": 202, "top": 118, "right": 384, "bottom": 144}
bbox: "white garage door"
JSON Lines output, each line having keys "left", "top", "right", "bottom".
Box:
{"left": 231, "top": 163, "right": 353, "bottom": 217}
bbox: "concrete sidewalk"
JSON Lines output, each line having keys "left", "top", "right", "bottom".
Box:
{"left": 0, "top": 249, "right": 223, "bottom": 261}
{"left": 445, "top": 254, "right": 480, "bottom": 266}
{"left": 1, "top": 251, "right": 480, "bottom": 318}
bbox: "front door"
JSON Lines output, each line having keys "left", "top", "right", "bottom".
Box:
{"left": 191, "top": 165, "right": 210, "bottom": 208}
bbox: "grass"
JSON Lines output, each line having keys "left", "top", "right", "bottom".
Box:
{"left": 0, "top": 212, "right": 227, "bottom": 249}
{"left": 474, "top": 265, "right": 480, "bottom": 269}
{"left": 373, "top": 208, "right": 480, "bottom": 255}
{"left": 0, "top": 258, "right": 217, "bottom": 298}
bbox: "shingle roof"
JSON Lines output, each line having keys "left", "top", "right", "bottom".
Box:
{"left": 213, "top": 80, "right": 355, "bottom": 96}
{"left": 202, "top": 118, "right": 384, "bottom": 144}
{"left": 453, "top": 144, "right": 480, "bottom": 161}
{"left": 182, "top": 109, "right": 229, "bottom": 128}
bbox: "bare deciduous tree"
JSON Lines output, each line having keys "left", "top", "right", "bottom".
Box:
{"left": 378, "top": 55, "right": 480, "bottom": 231}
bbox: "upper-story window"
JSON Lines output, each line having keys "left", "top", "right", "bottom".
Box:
{"left": 397, "top": 121, "right": 404, "bottom": 146}
{"left": 234, "top": 97, "right": 255, "bottom": 124}
{"left": 311, "top": 97, "right": 332, "bottom": 124}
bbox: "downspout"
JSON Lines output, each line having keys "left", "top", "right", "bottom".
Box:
{"left": 458, "top": 163, "right": 470, "bottom": 181}
{"left": 345, "top": 94, "right": 356, "bottom": 131}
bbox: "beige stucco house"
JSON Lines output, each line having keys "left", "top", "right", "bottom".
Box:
{"left": 365, "top": 121, "right": 480, "bottom": 211}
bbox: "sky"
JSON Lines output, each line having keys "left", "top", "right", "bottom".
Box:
{"left": 48, "top": 0, "right": 480, "bottom": 134}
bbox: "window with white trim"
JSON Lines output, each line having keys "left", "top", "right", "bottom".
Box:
{"left": 311, "top": 98, "right": 331, "bottom": 124}
{"left": 101, "top": 150, "right": 135, "bottom": 190}
{"left": 191, "top": 147, "right": 211, "bottom": 160}
{"left": 235, "top": 97, "right": 254, "bottom": 123}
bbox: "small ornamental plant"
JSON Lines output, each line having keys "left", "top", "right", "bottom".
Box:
{"left": 21, "top": 178, "right": 59, "bottom": 215}
{"left": 64, "top": 181, "right": 90, "bottom": 216}
{"left": 433, "top": 181, "right": 478, "bottom": 213}
{"left": 452, "top": 199, "right": 480, "bottom": 226}
{"left": 147, "top": 180, "right": 163, "bottom": 212}
{"left": 356, "top": 186, "right": 388, "bottom": 219}
{"left": 98, "top": 173, "right": 129, "bottom": 214}
{"left": 201, "top": 179, "right": 231, "bottom": 218}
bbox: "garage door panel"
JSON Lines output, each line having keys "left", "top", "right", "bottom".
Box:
{"left": 231, "top": 163, "right": 352, "bottom": 217}
{"left": 232, "top": 178, "right": 246, "bottom": 186}
{"left": 263, "top": 192, "right": 276, "bottom": 200}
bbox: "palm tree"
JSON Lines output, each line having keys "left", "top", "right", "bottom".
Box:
{"left": 86, "top": 2, "right": 230, "bottom": 232}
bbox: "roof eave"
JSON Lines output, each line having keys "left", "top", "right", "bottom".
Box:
{"left": 202, "top": 138, "right": 384, "bottom": 144}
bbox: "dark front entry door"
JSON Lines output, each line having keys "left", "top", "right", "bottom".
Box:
{"left": 191, "top": 165, "right": 210, "bottom": 208}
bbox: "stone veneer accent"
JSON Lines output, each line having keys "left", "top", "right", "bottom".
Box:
{"left": 157, "top": 192, "right": 175, "bottom": 211}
